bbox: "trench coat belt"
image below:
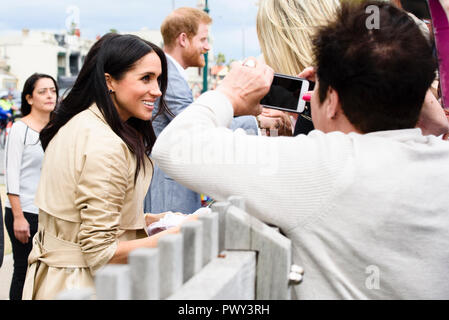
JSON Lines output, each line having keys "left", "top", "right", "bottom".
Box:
{"left": 28, "top": 229, "right": 88, "bottom": 267}
{"left": 24, "top": 229, "right": 88, "bottom": 299}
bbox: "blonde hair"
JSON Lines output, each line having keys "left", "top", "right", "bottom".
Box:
{"left": 257, "top": 0, "right": 340, "bottom": 75}
{"left": 161, "top": 7, "right": 212, "bottom": 49}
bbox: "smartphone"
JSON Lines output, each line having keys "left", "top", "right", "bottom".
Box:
{"left": 260, "top": 73, "right": 310, "bottom": 113}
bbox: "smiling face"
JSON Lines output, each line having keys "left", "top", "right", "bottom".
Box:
{"left": 107, "top": 51, "right": 162, "bottom": 121}
{"left": 183, "top": 23, "right": 210, "bottom": 68}
{"left": 26, "top": 77, "right": 57, "bottom": 114}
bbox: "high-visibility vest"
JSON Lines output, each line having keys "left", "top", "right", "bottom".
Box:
{"left": 0, "top": 99, "right": 12, "bottom": 111}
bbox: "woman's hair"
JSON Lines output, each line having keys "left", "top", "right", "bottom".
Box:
{"left": 400, "top": 0, "right": 431, "bottom": 20}
{"left": 313, "top": 0, "right": 436, "bottom": 133}
{"left": 21, "top": 73, "right": 59, "bottom": 116}
{"left": 40, "top": 33, "right": 171, "bottom": 181}
{"left": 257, "top": 0, "right": 340, "bottom": 75}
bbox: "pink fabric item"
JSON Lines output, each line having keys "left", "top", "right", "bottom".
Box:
{"left": 429, "top": 0, "right": 449, "bottom": 108}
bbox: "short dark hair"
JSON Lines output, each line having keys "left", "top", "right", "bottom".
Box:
{"left": 401, "top": 0, "right": 431, "bottom": 20}
{"left": 313, "top": 0, "right": 436, "bottom": 133}
{"left": 21, "top": 73, "right": 59, "bottom": 116}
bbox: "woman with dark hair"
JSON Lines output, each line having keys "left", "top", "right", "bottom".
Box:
{"left": 4, "top": 73, "right": 58, "bottom": 300}
{"left": 22, "top": 33, "right": 181, "bottom": 300}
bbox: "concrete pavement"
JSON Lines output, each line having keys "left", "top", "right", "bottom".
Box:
{"left": 1, "top": 183, "right": 12, "bottom": 300}
{"left": 0, "top": 254, "right": 12, "bottom": 300}
{"left": 1, "top": 145, "right": 12, "bottom": 300}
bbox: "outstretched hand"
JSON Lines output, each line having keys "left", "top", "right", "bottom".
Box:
{"left": 216, "top": 57, "right": 274, "bottom": 117}
{"left": 144, "top": 211, "right": 185, "bottom": 227}
{"left": 297, "top": 66, "right": 316, "bottom": 82}
{"left": 258, "top": 108, "right": 293, "bottom": 136}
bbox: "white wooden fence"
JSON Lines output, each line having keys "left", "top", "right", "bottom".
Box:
{"left": 56, "top": 196, "right": 304, "bottom": 300}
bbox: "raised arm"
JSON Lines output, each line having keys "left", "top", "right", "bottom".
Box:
{"left": 152, "top": 60, "right": 349, "bottom": 230}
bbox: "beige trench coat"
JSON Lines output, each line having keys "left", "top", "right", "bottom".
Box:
{"left": 22, "top": 105, "right": 153, "bottom": 300}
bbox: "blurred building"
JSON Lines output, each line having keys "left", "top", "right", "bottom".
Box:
{"left": 0, "top": 55, "right": 17, "bottom": 91}
{"left": 126, "top": 28, "right": 164, "bottom": 48}
{"left": 0, "top": 29, "right": 94, "bottom": 91}
{"left": 210, "top": 64, "right": 228, "bottom": 89}
{"left": 0, "top": 24, "right": 216, "bottom": 94}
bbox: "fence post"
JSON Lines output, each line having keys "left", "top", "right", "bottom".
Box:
{"left": 228, "top": 195, "right": 246, "bottom": 211}
{"left": 180, "top": 220, "right": 203, "bottom": 283}
{"left": 197, "top": 211, "right": 219, "bottom": 265}
{"left": 129, "top": 248, "right": 160, "bottom": 299}
{"left": 250, "top": 219, "right": 292, "bottom": 299}
{"left": 95, "top": 265, "right": 131, "bottom": 300}
{"left": 211, "top": 201, "right": 231, "bottom": 253}
{"left": 158, "top": 233, "right": 183, "bottom": 299}
{"left": 59, "top": 196, "right": 295, "bottom": 300}
{"left": 225, "top": 206, "right": 251, "bottom": 250}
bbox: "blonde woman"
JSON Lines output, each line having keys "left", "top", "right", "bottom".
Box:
{"left": 256, "top": 0, "right": 340, "bottom": 135}
{"left": 256, "top": 0, "right": 449, "bottom": 137}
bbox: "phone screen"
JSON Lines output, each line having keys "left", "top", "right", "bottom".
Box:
{"left": 260, "top": 74, "right": 309, "bottom": 113}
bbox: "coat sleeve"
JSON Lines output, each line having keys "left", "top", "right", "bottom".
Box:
{"left": 230, "top": 115, "right": 259, "bottom": 135}
{"left": 74, "top": 135, "right": 130, "bottom": 274}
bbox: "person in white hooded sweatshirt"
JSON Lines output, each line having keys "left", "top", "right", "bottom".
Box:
{"left": 152, "top": 1, "right": 449, "bottom": 299}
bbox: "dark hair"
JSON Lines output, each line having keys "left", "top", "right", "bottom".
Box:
{"left": 313, "top": 0, "right": 436, "bottom": 133}
{"left": 21, "top": 73, "right": 59, "bottom": 116}
{"left": 40, "top": 33, "right": 171, "bottom": 181}
{"left": 400, "top": 0, "right": 431, "bottom": 20}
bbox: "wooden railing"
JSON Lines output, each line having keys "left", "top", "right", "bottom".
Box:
{"left": 56, "top": 196, "right": 304, "bottom": 300}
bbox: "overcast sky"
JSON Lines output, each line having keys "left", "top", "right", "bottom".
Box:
{"left": 0, "top": 0, "right": 261, "bottom": 63}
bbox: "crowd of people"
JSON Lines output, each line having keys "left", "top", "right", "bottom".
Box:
{"left": 0, "top": 0, "right": 449, "bottom": 300}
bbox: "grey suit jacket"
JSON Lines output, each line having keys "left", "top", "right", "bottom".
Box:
{"left": 144, "top": 56, "right": 258, "bottom": 214}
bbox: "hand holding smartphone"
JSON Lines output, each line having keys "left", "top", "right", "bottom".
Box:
{"left": 260, "top": 73, "right": 311, "bottom": 113}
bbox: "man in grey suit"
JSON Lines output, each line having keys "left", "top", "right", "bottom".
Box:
{"left": 145, "top": 7, "right": 258, "bottom": 214}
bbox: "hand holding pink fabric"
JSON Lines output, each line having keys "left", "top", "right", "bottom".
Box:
{"left": 429, "top": 0, "right": 449, "bottom": 108}
{"left": 440, "top": 0, "right": 449, "bottom": 22}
